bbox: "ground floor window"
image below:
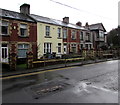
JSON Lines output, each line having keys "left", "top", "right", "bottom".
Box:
{"left": 71, "top": 44, "right": 76, "bottom": 53}
{"left": 85, "top": 44, "right": 92, "bottom": 50}
{"left": 58, "top": 43, "right": 61, "bottom": 53}
{"left": 44, "top": 43, "right": 52, "bottom": 54}
{"left": 18, "top": 44, "right": 29, "bottom": 58}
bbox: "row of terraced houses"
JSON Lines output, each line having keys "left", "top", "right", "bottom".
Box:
{"left": 0, "top": 4, "right": 107, "bottom": 63}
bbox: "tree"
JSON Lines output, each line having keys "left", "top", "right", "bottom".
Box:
{"left": 107, "top": 26, "right": 120, "bottom": 48}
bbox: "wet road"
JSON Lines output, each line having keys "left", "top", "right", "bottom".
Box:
{"left": 2, "top": 60, "right": 119, "bottom": 103}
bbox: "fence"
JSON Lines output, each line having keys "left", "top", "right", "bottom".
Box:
{"left": 82, "top": 49, "right": 120, "bottom": 60}
{"left": 3, "top": 49, "right": 120, "bottom": 70}
{"left": 32, "top": 49, "right": 120, "bottom": 69}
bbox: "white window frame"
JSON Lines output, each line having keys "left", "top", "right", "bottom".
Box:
{"left": 45, "top": 26, "right": 50, "bottom": 37}
{"left": 99, "top": 30, "right": 104, "bottom": 38}
{"left": 18, "top": 44, "right": 29, "bottom": 58}
{"left": 80, "top": 31, "right": 84, "bottom": 40}
{"left": 71, "top": 44, "right": 77, "bottom": 53}
{"left": 58, "top": 28, "right": 61, "bottom": 38}
{"left": 63, "top": 29, "right": 67, "bottom": 39}
{"left": 63, "top": 44, "right": 67, "bottom": 54}
{"left": 44, "top": 43, "right": 52, "bottom": 54}
{"left": 71, "top": 30, "right": 76, "bottom": 39}
{"left": 86, "top": 33, "right": 91, "bottom": 41}
{"left": 20, "top": 24, "right": 28, "bottom": 37}
{"left": 1, "top": 20, "right": 9, "bottom": 35}
{"left": 0, "top": 44, "right": 8, "bottom": 63}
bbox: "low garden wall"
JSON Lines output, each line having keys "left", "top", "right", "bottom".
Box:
{"left": 33, "top": 57, "right": 84, "bottom": 68}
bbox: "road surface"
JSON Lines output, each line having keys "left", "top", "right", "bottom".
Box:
{"left": 1, "top": 60, "right": 119, "bottom": 103}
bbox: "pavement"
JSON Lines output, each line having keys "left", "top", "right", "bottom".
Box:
{"left": 1, "top": 58, "right": 118, "bottom": 77}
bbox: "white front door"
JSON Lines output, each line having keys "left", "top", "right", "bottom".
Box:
{"left": 0, "top": 44, "right": 8, "bottom": 63}
{"left": 63, "top": 45, "right": 67, "bottom": 54}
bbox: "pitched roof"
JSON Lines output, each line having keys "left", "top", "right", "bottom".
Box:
{"left": 0, "top": 8, "right": 35, "bottom": 22}
{"left": 30, "top": 14, "right": 86, "bottom": 30}
{"left": 89, "top": 23, "right": 106, "bottom": 32}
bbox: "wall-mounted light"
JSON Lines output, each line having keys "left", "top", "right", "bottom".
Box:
{"left": 13, "top": 26, "right": 16, "bottom": 30}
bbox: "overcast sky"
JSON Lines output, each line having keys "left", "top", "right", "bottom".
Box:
{"left": 0, "top": 0, "right": 119, "bottom": 32}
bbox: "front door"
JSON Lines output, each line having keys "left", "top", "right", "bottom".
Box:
{"left": 0, "top": 44, "right": 8, "bottom": 63}
{"left": 63, "top": 45, "right": 67, "bottom": 54}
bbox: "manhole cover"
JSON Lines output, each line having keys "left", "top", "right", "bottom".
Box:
{"left": 25, "top": 79, "right": 71, "bottom": 99}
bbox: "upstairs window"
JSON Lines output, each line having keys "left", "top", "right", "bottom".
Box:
{"left": 1, "top": 20, "right": 9, "bottom": 35}
{"left": 86, "top": 33, "right": 91, "bottom": 41}
{"left": 45, "top": 26, "right": 50, "bottom": 37}
{"left": 80, "top": 31, "right": 83, "bottom": 40}
{"left": 71, "top": 30, "right": 76, "bottom": 39}
{"left": 63, "top": 29, "right": 67, "bottom": 39}
{"left": 20, "top": 24, "right": 28, "bottom": 37}
{"left": 99, "top": 31, "right": 104, "bottom": 38}
{"left": 58, "top": 28, "right": 61, "bottom": 38}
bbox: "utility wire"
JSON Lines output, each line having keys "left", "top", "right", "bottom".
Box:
{"left": 49, "top": 0, "right": 113, "bottom": 20}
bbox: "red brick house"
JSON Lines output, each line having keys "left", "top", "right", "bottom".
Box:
{"left": 62, "top": 17, "right": 85, "bottom": 54}
{"left": 0, "top": 4, "right": 37, "bottom": 63}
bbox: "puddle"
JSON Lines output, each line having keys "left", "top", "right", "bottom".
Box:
{"left": 73, "top": 81, "right": 118, "bottom": 95}
{"left": 2, "top": 72, "right": 68, "bottom": 94}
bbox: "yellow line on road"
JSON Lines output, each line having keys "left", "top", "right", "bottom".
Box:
{"left": 83, "top": 62, "right": 104, "bottom": 66}
{"left": 1, "top": 61, "right": 105, "bottom": 80}
{"left": 83, "top": 63, "right": 95, "bottom": 66}
{"left": 1, "top": 66, "right": 76, "bottom": 80}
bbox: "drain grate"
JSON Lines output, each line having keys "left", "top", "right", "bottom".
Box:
{"left": 25, "top": 79, "right": 70, "bottom": 99}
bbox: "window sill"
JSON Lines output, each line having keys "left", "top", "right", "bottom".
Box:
{"left": 85, "top": 40, "right": 91, "bottom": 42}
{"left": 57, "top": 37, "right": 62, "bottom": 39}
{"left": 63, "top": 38, "right": 67, "bottom": 39}
{"left": 71, "top": 39, "right": 76, "bottom": 40}
{"left": 18, "top": 35, "right": 29, "bottom": 38}
{"left": 1, "top": 34, "right": 10, "bottom": 36}
{"left": 45, "top": 36, "right": 52, "bottom": 38}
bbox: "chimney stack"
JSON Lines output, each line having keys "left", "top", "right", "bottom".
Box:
{"left": 85, "top": 22, "right": 89, "bottom": 27}
{"left": 76, "top": 21, "right": 82, "bottom": 26}
{"left": 63, "top": 17, "right": 69, "bottom": 24}
{"left": 20, "top": 3, "right": 30, "bottom": 15}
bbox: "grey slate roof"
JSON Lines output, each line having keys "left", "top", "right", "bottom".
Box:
{"left": 0, "top": 8, "right": 35, "bottom": 22}
{"left": 89, "top": 23, "right": 106, "bottom": 32}
{"left": 30, "top": 14, "right": 86, "bottom": 30}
